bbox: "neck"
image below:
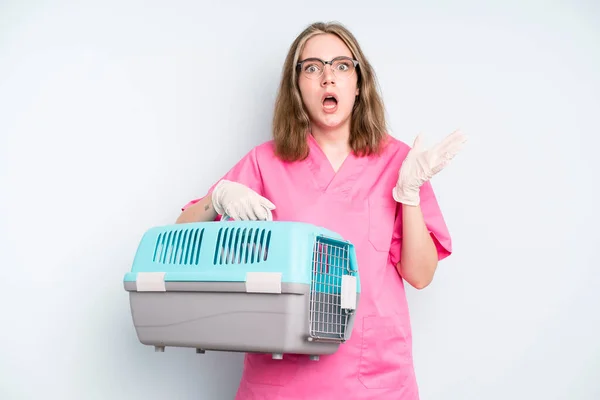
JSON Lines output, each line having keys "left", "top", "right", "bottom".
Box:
{"left": 310, "top": 123, "right": 351, "bottom": 154}
{"left": 309, "top": 123, "right": 352, "bottom": 173}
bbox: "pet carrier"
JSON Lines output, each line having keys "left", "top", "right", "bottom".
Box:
{"left": 123, "top": 219, "right": 361, "bottom": 360}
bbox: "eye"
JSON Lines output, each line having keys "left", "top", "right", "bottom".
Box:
{"left": 333, "top": 60, "right": 352, "bottom": 72}
{"left": 304, "top": 63, "right": 321, "bottom": 74}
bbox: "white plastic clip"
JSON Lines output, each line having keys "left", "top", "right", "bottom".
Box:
{"left": 136, "top": 272, "right": 166, "bottom": 292}
{"left": 245, "top": 272, "right": 282, "bottom": 294}
{"left": 341, "top": 275, "right": 357, "bottom": 310}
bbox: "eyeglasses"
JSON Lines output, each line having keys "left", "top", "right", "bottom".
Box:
{"left": 296, "top": 56, "right": 359, "bottom": 80}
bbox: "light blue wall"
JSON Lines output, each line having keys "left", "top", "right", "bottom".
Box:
{"left": 1, "top": 1, "right": 598, "bottom": 399}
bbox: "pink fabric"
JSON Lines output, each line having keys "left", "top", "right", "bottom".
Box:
{"left": 182, "top": 133, "right": 452, "bottom": 400}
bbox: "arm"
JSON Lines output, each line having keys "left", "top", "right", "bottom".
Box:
{"left": 396, "top": 204, "right": 438, "bottom": 289}
{"left": 392, "top": 130, "right": 466, "bottom": 288}
{"left": 176, "top": 179, "right": 275, "bottom": 224}
{"left": 175, "top": 194, "right": 218, "bottom": 224}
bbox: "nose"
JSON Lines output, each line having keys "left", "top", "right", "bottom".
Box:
{"left": 320, "top": 64, "right": 336, "bottom": 86}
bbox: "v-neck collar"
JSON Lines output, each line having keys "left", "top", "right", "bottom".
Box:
{"left": 305, "top": 133, "right": 369, "bottom": 197}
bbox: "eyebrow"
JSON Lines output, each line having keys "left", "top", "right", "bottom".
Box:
{"left": 298, "top": 56, "right": 354, "bottom": 62}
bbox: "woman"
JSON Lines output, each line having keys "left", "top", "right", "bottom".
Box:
{"left": 177, "top": 21, "right": 466, "bottom": 400}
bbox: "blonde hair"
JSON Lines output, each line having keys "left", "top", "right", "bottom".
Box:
{"left": 272, "top": 21, "right": 388, "bottom": 162}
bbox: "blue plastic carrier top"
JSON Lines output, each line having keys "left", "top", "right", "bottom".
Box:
{"left": 124, "top": 220, "right": 361, "bottom": 293}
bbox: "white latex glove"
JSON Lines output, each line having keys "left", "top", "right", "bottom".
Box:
{"left": 393, "top": 130, "right": 467, "bottom": 206}
{"left": 211, "top": 180, "right": 276, "bottom": 221}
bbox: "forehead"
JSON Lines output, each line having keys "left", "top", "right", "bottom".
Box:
{"left": 300, "top": 33, "right": 353, "bottom": 60}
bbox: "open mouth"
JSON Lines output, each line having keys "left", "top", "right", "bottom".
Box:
{"left": 322, "top": 95, "right": 338, "bottom": 110}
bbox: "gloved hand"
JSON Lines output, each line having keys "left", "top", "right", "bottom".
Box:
{"left": 211, "top": 180, "right": 276, "bottom": 221}
{"left": 393, "top": 129, "right": 467, "bottom": 206}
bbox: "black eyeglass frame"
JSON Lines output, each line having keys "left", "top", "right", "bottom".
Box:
{"left": 296, "top": 56, "right": 360, "bottom": 77}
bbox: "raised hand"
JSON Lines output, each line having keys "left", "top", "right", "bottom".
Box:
{"left": 393, "top": 129, "right": 467, "bottom": 206}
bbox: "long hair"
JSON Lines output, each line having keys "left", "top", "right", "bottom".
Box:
{"left": 272, "top": 21, "right": 388, "bottom": 162}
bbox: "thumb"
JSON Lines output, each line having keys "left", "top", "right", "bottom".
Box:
{"left": 412, "top": 133, "right": 424, "bottom": 151}
{"left": 260, "top": 196, "right": 276, "bottom": 210}
{"left": 263, "top": 207, "right": 274, "bottom": 221}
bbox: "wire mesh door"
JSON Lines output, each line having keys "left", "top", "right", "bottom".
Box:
{"left": 308, "top": 235, "right": 354, "bottom": 342}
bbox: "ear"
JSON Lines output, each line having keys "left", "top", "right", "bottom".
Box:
{"left": 355, "top": 87, "right": 360, "bottom": 96}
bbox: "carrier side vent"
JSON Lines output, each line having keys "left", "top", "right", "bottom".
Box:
{"left": 152, "top": 228, "right": 205, "bottom": 265}
{"left": 213, "top": 227, "right": 272, "bottom": 265}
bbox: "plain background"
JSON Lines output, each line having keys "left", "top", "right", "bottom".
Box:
{"left": 1, "top": 1, "right": 598, "bottom": 399}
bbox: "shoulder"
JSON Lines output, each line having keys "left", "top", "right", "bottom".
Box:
{"left": 253, "top": 140, "right": 277, "bottom": 155}
{"left": 236, "top": 140, "right": 279, "bottom": 166}
{"left": 247, "top": 140, "right": 277, "bottom": 161}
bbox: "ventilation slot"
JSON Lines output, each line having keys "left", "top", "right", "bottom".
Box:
{"left": 152, "top": 228, "right": 204, "bottom": 265}
{"left": 214, "top": 227, "right": 271, "bottom": 265}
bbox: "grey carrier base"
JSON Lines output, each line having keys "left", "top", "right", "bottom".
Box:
{"left": 124, "top": 281, "right": 360, "bottom": 360}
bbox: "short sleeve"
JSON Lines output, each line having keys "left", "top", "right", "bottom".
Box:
{"left": 180, "top": 146, "right": 265, "bottom": 213}
{"left": 389, "top": 180, "right": 453, "bottom": 266}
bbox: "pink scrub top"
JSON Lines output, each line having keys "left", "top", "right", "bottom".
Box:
{"left": 182, "top": 133, "right": 452, "bottom": 400}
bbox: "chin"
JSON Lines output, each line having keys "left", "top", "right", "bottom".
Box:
{"left": 311, "top": 110, "right": 352, "bottom": 130}
{"left": 319, "top": 117, "right": 350, "bottom": 130}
